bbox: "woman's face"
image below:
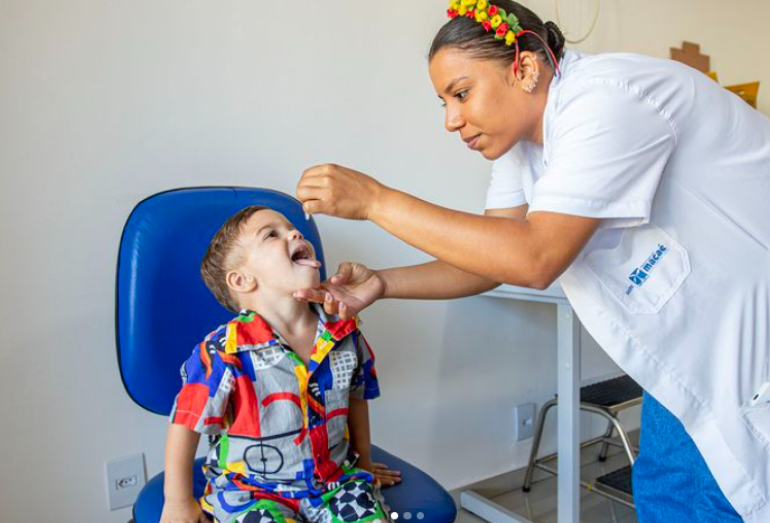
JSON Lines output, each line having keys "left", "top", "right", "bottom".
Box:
{"left": 429, "top": 47, "right": 544, "bottom": 161}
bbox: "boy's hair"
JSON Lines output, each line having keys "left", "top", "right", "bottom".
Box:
{"left": 201, "top": 205, "right": 268, "bottom": 313}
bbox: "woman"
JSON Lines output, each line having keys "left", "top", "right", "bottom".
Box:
{"left": 295, "top": 1, "right": 770, "bottom": 522}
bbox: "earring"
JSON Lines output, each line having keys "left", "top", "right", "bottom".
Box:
{"left": 522, "top": 69, "right": 540, "bottom": 94}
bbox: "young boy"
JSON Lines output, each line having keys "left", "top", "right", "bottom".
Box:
{"left": 160, "top": 206, "right": 394, "bottom": 523}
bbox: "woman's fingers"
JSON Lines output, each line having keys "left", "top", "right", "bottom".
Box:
{"left": 293, "top": 288, "right": 327, "bottom": 303}
{"left": 296, "top": 187, "right": 330, "bottom": 216}
{"left": 332, "top": 262, "right": 354, "bottom": 285}
{"left": 339, "top": 302, "right": 351, "bottom": 320}
{"left": 302, "top": 199, "right": 323, "bottom": 216}
{"left": 300, "top": 163, "right": 336, "bottom": 181}
{"left": 297, "top": 163, "right": 382, "bottom": 220}
{"left": 295, "top": 288, "right": 353, "bottom": 318}
{"left": 324, "top": 292, "right": 340, "bottom": 315}
{"left": 296, "top": 170, "right": 331, "bottom": 216}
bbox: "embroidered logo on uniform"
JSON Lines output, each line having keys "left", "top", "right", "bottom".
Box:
{"left": 626, "top": 244, "right": 668, "bottom": 294}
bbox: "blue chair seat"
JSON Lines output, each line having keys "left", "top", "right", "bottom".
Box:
{"left": 134, "top": 446, "right": 456, "bottom": 523}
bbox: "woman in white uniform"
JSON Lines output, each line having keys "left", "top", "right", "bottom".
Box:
{"left": 295, "top": 1, "right": 770, "bottom": 521}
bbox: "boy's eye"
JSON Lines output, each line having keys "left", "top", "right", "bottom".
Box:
{"left": 263, "top": 230, "right": 278, "bottom": 240}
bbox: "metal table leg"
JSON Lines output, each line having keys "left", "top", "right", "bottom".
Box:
{"left": 557, "top": 304, "right": 581, "bottom": 523}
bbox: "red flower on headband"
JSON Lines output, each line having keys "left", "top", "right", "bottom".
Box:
{"left": 488, "top": 5, "right": 499, "bottom": 16}
{"left": 466, "top": 8, "right": 475, "bottom": 18}
{"left": 448, "top": 8, "right": 458, "bottom": 18}
{"left": 482, "top": 20, "right": 492, "bottom": 32}
{"left": 496, "top": 22, "right": 509, "bottom": 37}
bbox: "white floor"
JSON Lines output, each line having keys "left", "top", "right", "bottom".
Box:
{"left": 453, "top": 438, "right": 638, "bottom": 523}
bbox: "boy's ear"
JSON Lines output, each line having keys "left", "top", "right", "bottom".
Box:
{"left": 226, "top": 270, "right": 258, "bottom": 294}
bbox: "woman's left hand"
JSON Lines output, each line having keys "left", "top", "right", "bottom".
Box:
{"left": 296, "top": 163, "right": 387, "bottom": 220}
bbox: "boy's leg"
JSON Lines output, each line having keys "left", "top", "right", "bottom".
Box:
{"left": 303, "top": 478, "right": 389, "bottom": 523}
{"left": 233, "top": 499, "right": 303, "bottom": 523}
{"left": 632, "top": 392, "right": 743, "bottom": 523}
{"left": 202, "top": 489, "right": 303, "bottom": 523}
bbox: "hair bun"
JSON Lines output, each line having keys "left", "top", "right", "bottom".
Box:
{"left": 544, "top": 21, "right": 566, "bottom": 60}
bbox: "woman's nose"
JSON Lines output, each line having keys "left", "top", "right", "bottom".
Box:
{"left": 445, "top": 107, "right": 465, "bottom": 133}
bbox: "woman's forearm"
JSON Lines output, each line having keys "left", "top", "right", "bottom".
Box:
{"left": 378, "top": 260, "right": 500, "bottom": 300}
{"left": 370, "top": 188, "right": 541, "bottom": 286}
{"left": 369, "top": 187, "right": 598, "bottom": 288}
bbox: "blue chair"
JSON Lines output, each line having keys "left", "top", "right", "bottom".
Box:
{"left": 116, "top": 187, "right": 457, "bottom": 523}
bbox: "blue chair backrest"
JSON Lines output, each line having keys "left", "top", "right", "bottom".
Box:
{"left": 116, "top": 187, "right": 326, "bottom": 415}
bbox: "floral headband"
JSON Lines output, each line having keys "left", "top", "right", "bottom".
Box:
{"left": 447, "top": 0, "right": 561, "bottom": 76}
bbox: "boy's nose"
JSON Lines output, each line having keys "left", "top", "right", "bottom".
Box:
{"left": 288, "top": 229, "right": 303, "bottom": 241}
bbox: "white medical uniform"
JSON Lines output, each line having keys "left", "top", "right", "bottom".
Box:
{"left": 487, "top": 51, "right": 770, "bottom": 522}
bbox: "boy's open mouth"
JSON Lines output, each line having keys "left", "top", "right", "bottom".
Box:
{"left": 290, "top": 243, "right": 321, "bottom": 269}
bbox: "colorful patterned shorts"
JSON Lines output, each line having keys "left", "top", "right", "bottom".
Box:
{"left": 201, "top": 479, "right": 390, "bottom": 523}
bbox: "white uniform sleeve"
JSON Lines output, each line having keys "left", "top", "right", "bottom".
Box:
{"left": 485, "top": 143, "right": 529, "bottom": 210}
{"left": 531, "top": 81, "right": 677, "bottom": 228}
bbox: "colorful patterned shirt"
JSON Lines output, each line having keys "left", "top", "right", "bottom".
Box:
{"left": 170, "top": 307, "right": 380, "bottom": 500}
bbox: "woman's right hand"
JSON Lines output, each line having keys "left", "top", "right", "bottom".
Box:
{"left": 160, "top": 498, "right": 210, "bottom": 523}
{"left": 294, "top": 262, "right": 385, "bottom": 319}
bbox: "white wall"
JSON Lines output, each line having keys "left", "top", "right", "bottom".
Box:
{"left": 535, "top": 0, "right": 770, "bottom": 114}
{"left": 1, "top": 1, "right": 767, "bottom": 522}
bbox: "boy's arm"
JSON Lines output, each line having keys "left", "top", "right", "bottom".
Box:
{"left": 160, "top": 424, "right": 208, "bottom": 523}
{"left": 347, "top": 397, "right": 402, "bottom": 487}
{"left": 348, "top": 397, "right": 373, "bottom": 472}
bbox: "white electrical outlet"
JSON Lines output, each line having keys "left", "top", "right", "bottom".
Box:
{"left": 105, "top": 453, "right": 146, "bottom": 510}
{"left": 515, "top": 403, "right": 536, "bottom": 441}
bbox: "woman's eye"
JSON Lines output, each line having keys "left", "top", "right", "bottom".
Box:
{"left": 456, "top": 89, "right": 469, "bottom": 100}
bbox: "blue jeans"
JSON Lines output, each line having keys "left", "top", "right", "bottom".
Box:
{"left": 632, "top": 393, "right": 744, "bottom": 522}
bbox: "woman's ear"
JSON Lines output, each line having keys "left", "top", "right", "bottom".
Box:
{"left": 226, "top": 269, "right": 258, "bottom": 294}
{"left": 515, "top": 51, "right": 542, "bottom": 94}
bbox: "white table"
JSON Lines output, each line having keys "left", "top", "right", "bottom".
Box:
{"left": 460, "top": 283, "right": 581, "bottom": 523}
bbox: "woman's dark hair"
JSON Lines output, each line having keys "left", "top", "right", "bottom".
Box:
{"left": 429, "top": 0, "right": 565, "bottom": 71}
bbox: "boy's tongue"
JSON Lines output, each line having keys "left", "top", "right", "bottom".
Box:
{"left": 294, "top": 259, "right": 322, "bottom": 269}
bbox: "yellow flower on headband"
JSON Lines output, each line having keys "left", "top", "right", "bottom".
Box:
{"left": 489, "top": 14, "right": 503, "bottom": 29}
{"left": 474, "top": 10, "right": 488, "bottom": 22}
{"left": 505, "top": 31, "right": 516, "bottom": 45}
{"left": 461, "top": 0, "right": 477, "bottom": 7}
{"left": 458, "top": 5, "right": 468, "bottom": 16}
{"left": 477, "top": 0, "right": 489, "bottom": 9}
{"left": 449, "top": 0, "right": 460, "bottom": 10}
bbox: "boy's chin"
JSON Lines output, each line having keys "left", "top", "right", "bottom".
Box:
{"left": 294, "top": 272, "right": 321, "bottom": 290}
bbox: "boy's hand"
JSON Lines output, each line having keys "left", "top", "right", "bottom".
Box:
{"left": 294, "top": 262, "right": 385, "bottom": 319}
{"left": 373, "top": 462, "right": 402, "bottom": 488}
{"left": 160, "top": 498, "right": 211, "bottom": 523}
